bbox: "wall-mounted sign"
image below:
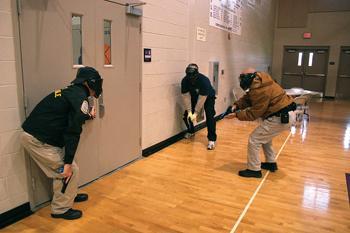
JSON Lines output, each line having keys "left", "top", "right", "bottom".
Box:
{"left": 196, "top": 27, "right": 207, "bottom": 41}
{"left": 144, "top": 48, "right": 151, "bottom": 62}
{"left": 209, "top": 0, "right": 242, "bottom": 35}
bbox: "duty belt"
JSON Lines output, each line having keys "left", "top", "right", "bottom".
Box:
{"left": 267, "top": 102, "right": 297, "bottom": 118}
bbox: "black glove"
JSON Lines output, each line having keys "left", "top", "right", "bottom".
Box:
{"left": 221, "top": 105, "right": 241, "bottom": 119}
{"left": 220, "top": 106, "right": 233, "bottom": 119}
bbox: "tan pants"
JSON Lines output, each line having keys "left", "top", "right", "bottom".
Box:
{"left": 21, "top": 132, "right": 79, "bottom": 214}
{"left": 247, "top": 113, "right": 294, "bottom": 171}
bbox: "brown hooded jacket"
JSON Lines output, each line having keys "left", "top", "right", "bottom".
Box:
{"left": 234, "top": 72, "right": 293, "bottom": 121}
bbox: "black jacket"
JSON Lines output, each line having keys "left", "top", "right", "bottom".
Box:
{"left": 22, "top": 84, "right": 92, "bottom": 164}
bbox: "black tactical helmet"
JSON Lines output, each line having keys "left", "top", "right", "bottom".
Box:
{"left": 72, "top": 66, "right": 103, "bottom": 98}
{"left": 239, "top": 72, "right": 256, "bottom": 91}
{"left": 185, "top": 63, "right": 199, "bottom": 77}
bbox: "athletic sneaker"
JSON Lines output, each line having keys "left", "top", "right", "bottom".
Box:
{"left": 207, "top": 141, "right": 215, "bottom": 150}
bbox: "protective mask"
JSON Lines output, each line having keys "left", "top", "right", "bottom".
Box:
{"left": 186, "top": 64, "right": 199, "bottom": 82}
{"left": 87, "top": 78, "right": 103, "bottom": 98}
{"left": 239, "top": 72, "right": 256, "bottom": 91}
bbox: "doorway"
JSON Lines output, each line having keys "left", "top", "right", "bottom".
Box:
{"left": 281, "top": 46, "right": 329, "bottom": 94}
{"left": 336, "top": 46, "right": 350, "bottom": 99}
{"left": 18, "top": 0, "right": 142, "bottom": 210}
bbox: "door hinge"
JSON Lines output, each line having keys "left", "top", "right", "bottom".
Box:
{"left": 139, "top": 23, "right": 142, "bottom": 34}
{"left": 139, "top": 82, "right": 142, "bottom": 92}
{"left": 24, "top": 95, "right": 29, "bottom": 116}
{"left": 31, "top": 177, "right": 36, "bottom": 190}
{"left": 16, "top": 0, "right": 22, "bottom": 16}
{"left": 139, "top": 137, "right": 141, "bottom": 146}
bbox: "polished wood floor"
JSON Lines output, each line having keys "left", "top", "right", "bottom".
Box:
{"left": 2, "top": 100, "right": 350, "bottom": 233}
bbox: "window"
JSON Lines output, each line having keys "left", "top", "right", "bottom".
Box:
{"left": 104, "top": 20, "right": 112, "bottom": 65}
{"left": 72, "top": 15, "right": 83, "bottom": 65}
{"left": 297, "top": 52, "right": 303, "bottom": 66}
{"left": 308, "top": 52, "right": 314, "bottom": 67}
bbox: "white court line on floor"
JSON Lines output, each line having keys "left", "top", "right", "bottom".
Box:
{"left": 230, "top": 132, "right": 292, "bottom": 233}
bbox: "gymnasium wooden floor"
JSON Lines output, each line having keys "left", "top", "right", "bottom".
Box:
{"left": 2, "top": 100, "right": 350, "bottom": 233}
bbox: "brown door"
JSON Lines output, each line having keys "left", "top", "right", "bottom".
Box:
{"left": 281, "top": 48, "right": 303, "bottom": 88}
{"left": 303, "top": 49, "right": 329, "bottom": 93}
{"left": 336, "top": 47, "right": 350, "bottom": 99}
{"left": 282, "top": 46, "right": 329, "bottom": 94}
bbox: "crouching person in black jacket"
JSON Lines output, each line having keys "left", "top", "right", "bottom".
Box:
{"left": 21, "top": 67, "right": 103, "bottom": 220}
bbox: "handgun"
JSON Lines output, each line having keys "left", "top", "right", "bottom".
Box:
{"left": 57, "top": 166, "right": 72, "bottom": 194}
{"left": 61, "top": 175, "right": 72, "bottom": 194}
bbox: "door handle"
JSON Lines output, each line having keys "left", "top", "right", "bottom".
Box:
{"left": 339, "top": 74, "right": 350, "bottom": 78}
{"left": 304, "top": 73, "right": 326, "bottom": 77}
{"left": 99, "top": 103, "right": 105, "bottom": 118}
{"left": 98, "top": 94, "right": 105, "bottom": 118}
{"left": 282, "top": 72, "right": 301, "bottom": 75}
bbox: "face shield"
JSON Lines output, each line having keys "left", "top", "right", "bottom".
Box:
{"left": 185, "top": 64, "right": 199, "bottom": 84}
{"left": 239, "top": 72, "right": 256, "bottom": 91}
{"left": 87, "top": 78, "right": 103, "bottom": 98}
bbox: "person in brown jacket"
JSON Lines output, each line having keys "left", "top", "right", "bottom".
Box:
{"left": 227, "top": 68, "right": 296, "bottom": 178}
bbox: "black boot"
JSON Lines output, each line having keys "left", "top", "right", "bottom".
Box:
{"left": 238, "top": 169, "right": 262, "bottom": 178}
{"left": 51, "top": 209, "right": 82, "bottom": 220}
{"left": 261, "top": 162, "right": 278, "bottom": 172}
{"left": 74, "top": 193, "right": 88, "bottom": 202}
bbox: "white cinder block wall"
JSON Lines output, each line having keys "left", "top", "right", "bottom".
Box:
{"left": 142, "top": 0, "right": 191, "bottom": 148}
{"left": 0, "top": 0, "right": 28, "bottom": 214}
{"left": 142, "top": 0, "right": 277, "bottom": 149}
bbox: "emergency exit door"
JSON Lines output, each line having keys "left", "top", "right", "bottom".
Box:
{"left": 18, "top": 0, "right": 141, "bottom": 210}
{"left": 336, "top": 47, "right": 350, "bottom": 99}
{"left": 282, "top": 46, "right": 329, "bottom": 94}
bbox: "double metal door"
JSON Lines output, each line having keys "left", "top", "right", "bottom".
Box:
{"left": 336, "top": 47, "right": 350, "bottom": 99}
{"left": 18, "top": 0, "right": 141, "bottom": 209}
{"left": 282, "top": 46, "right": 329, "bottom": 94}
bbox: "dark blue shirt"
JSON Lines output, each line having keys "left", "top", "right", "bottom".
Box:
{"left": 181, "top": 73, "right": 216, "bottom": 98}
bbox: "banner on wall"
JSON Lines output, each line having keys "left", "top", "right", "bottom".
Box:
{"left": 209, "top": 0, "right": 242, "bottom": 35}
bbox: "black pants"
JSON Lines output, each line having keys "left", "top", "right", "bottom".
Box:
{"left": 183, "top": 96, "right": 216, "bottom": 141}
{"left": 204, "top": 96, "right": 216, "bottom": 141}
